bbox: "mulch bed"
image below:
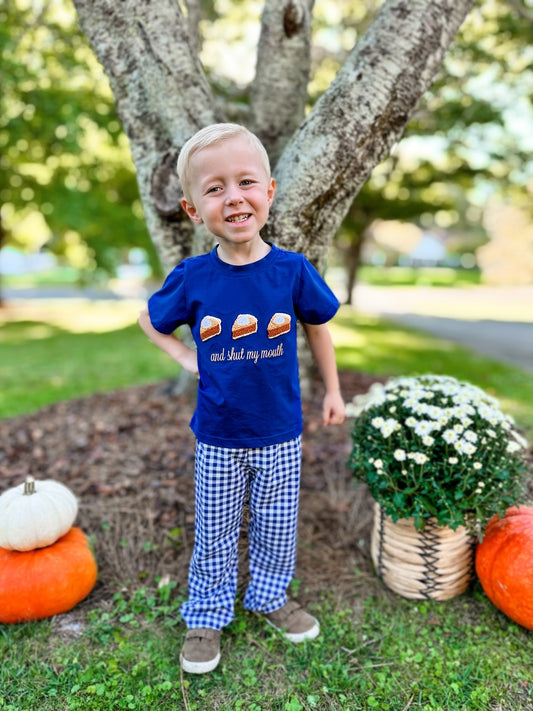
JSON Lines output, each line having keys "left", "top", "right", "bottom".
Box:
{"left": 1, "top": 370, "right": 531, "bottom": 616}
{"left": 0, "top": 371, "right": 389, "bottom": 611}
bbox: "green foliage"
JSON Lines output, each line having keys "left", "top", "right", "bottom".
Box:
{"left": 348, "top": 375, "right": 528, "bottom": 533}
{"left": 0, "top": 0, "right": 157, "bottom": 276}
{"left": 336, "top": 0, "right": 533, "bottom": 291}
{"left": 3, "top": 0, "right": 531, "bottom": 287}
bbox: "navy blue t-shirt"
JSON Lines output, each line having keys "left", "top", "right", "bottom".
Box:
{"left": 148, "top": 244, "right": 339, "bottom": 447}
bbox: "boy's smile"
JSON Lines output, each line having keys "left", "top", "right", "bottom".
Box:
{"left": 181, "top": 135, "right": 275, "bottom": 263}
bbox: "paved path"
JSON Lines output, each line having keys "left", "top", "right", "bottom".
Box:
{"left": 353, "top": 284, "right": 533, "bottom": 373}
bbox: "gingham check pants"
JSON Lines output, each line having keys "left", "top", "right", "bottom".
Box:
{"left": 180, "top": 436, "right": 302, "bottom": 630}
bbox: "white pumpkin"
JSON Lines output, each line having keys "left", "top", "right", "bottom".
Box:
{"left": 0, "top": 476, "right": 78, "bottom": 551}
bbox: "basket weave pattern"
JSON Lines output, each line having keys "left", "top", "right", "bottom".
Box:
{"left": 371, "top": 502, "right": 476, "bottom": 601}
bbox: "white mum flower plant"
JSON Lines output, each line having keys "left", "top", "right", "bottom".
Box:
{"left": 348, "top": 375, "right": 529, "bottom": 535}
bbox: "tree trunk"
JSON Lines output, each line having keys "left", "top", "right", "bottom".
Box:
{"left": 0, "top": 214, "right": 5, "bottom": 308}
{"left": 72, "top": 0, "right": 220, "bottom": 271}
{"left": 343, "top": 235, "right": 365, "bottom": 306}
{"left": 265, "top": 0, "right": 475, "bottom": 272}
{"left": 72, "top": 0, "right": 474, "bottom": 275}
{"left": 251, "top": 0, "right": 314, "bottom": 163}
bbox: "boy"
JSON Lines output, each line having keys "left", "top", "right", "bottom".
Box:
{"left": 139, "top": 123, "right": 345, "bottom": 674}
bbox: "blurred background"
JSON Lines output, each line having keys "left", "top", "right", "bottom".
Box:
{"left": 1, "top": 0, "right": 532, "bottom": 421}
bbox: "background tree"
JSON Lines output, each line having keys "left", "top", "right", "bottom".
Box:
{"left": 334, "top": 0, "right": 533, "bottom": 302}
{"left": 71, "top": 0, "right": 475, "bottom": 276}
{"left": 0, "top": 0, "right": 157, "bottom": 281}
{"left": 4, "top": 1, "right": 531, "bottom": 295}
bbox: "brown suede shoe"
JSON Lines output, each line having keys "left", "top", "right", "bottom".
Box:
{"left": 180, "top": 628, "right": 221, "bottom": 674}
{"left": 264, "top": 600, "right": 320, "bottom": 643}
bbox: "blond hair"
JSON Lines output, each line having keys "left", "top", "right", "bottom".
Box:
{"left": 177, "top": 123, "right": 271, "bottom": 202}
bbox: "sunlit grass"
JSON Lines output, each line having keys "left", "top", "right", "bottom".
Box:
{"left": 0, "top": 322, "right": 180, "bottom": 417}
{"left": 1, "top": 299, "right": 532, "bottom": 435}
{"left": 0, "top": 299, "right": 180, "bottom": 418}
{"left": 332, "top": 306, "right": 533, "bottom": 434}
{"left": 358, "top": 264, "right": 482, "bottom": 287}
{"left": 3, "top": 266, "right": 81, "bottom": 287}
{"left": 0, "top": 298, "right": 145, "bottom": 335}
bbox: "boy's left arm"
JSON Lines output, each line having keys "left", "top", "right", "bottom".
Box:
{"left": 302, "top": 322, "right": 345, "bottom": 426}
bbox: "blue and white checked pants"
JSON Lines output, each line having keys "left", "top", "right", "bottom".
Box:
{"left": 180, "top": 436, "right": 302, "bottom": 630}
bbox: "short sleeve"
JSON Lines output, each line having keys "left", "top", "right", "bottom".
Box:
{"left": 147, "top": 262, "right": 190, "bottom": 334}
{"left": 294, "top": 256, "right": 339, "bottom": 325}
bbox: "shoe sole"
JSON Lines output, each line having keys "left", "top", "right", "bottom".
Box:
{"left": 265, "top": 616, "right": 320, "bottom": 643}
{"left": 180, "top": 651, "right": 221, "bottom": 674}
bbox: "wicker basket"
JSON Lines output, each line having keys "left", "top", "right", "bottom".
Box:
{"left": 370, "top": 502, "right": 476, "bottom": 601}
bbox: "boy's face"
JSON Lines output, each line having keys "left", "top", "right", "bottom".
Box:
{"left": 181, "top": 135, "right": 275, "bottom": 251}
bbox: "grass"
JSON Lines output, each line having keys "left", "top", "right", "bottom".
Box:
{"left": 330, "top": 307, "right": 533, "bottom": 435}
{"left": 0, "top": 300, "right": 178, "bottom": 418}
{"left": 357, "top": 265, "right": 482, "bottom": 287}
{"left": 1, "top": 583, "right": 532, "bottom": 710}
{"left": 1, "top": 299, "right": 532, "bottom": 434}
{"left": 1, "top": 295, "right": 532, "bottom": 710}
{"left": 3, "top": 264, "right": 481, "bottom": 289}
{"left": 2, "top": 266, "right": 83, "bottom": 287}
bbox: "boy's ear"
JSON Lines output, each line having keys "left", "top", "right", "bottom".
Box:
{"left": 267, "top": 178, "right": 276, "bottom": 206}
{"left": 181, "top": 198, "right": 203, "bottom": 224}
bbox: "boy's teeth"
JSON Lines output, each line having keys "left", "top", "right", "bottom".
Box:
{"left": 227, "top": 214, "right": 249, "bottom": 222}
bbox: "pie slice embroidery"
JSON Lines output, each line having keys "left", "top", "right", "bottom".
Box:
{"left": 232, "top": 314, "right": 258, "bottom": 339}
{"left": 267, "top": 313, "right": 291, "bottom": 338}
{"left": 200, "top": 315, "right": 222, "bottom": 341}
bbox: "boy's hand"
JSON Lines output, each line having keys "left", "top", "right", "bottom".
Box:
{"left": 180, "top": 348, "right": 199, "bottom": 377}
{"left": 138, "top": 307, "right": 198, "bottom": 375}
{"left": 322, "top": 390, "right": 345, "bottom": 426}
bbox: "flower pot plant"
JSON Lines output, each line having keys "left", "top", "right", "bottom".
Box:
{"left": 348, "top": 374, "right": 529, "bottom": 600}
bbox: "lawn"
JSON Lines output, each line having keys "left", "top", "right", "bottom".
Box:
{"left": 330, "top": 307, "right": 533, "bottom": 436}
{"left": 1, "top": 298, "right": 532, "bottom": 433}
{"left": 1, "top": 296, "right": 532, "bottom": 711}
{"left": 0, "top": 299, "right": 178, "bottom": 418}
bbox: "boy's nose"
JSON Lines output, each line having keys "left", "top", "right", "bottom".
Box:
{"left": 225, "top": 187, "right": 243, "bottom": 205}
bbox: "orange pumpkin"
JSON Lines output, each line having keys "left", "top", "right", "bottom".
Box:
{"left": 0, "top": 527, "right": 97, "bottom": 624}
{"left": 475, "top": 506, "right": 533, "bottom": 630}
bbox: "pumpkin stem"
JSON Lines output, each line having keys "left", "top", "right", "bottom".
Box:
{"left": 23, "top": 476, "right": 36, "bottom": 495}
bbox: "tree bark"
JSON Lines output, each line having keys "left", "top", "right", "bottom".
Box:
{"left": 251, "top": 0, "right": 314, "bottom": 163}
{"left": 265, "top": 0, "right": 474, "bottom": 271}
{"left": 73, "top": 0, "right": 474, "bottom": 275}
{"left": 343, "top": 234, "right": 365, "bottom": 306}
{"left": 73, "top": 0, "right": 220, "bottom": 271}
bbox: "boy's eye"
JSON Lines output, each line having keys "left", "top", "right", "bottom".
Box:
{"left": 207, "top": 186, "right": 221, "bottom": 193}
{"left": 240, "top": 179, "right": 254, "bottom": 186}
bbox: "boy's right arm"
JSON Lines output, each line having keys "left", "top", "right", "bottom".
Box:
{"left": 138, "top": 307, "right": 198, "bottom": 375}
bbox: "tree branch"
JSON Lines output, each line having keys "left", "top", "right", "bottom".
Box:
{"left": 264, "top": 0, "right": 475, "bottom": 270}
{"left": 72, "top": 0, "right": 219, "bottom": 268}
{"left": 507, "top": 0, "right": 533, "bottom": 22}
{"left": 184, "top": 0, "right": 202, "bottom": 54}
{"left": 251, "top": 0, "right": 314, "bottom": 163}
